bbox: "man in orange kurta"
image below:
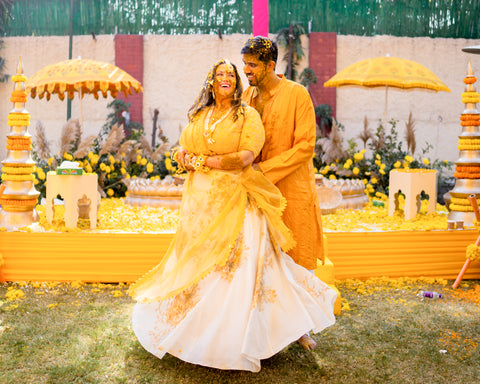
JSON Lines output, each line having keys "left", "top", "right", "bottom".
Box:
{"left": 241, "top": 36, "right": 323, "bottom": 271}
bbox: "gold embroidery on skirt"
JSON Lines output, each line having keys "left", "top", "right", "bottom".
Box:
{"left": 251, "top": 236, "right": 277, "bottom": 312}
{"left": 162, "top": 284, "right": 200, "bottom": 327}
{"left": 214, "top": 232, "right": 248, "bottom": 281}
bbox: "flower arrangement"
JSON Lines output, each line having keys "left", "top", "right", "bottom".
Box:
{"left": 26, "top": 101, "right": 180, "bottom": 200}
{"left": 315, "top": 117, "right": 453, "bottom": 199}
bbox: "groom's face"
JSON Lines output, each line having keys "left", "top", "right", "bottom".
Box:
{"left": 242, "top": 54, "right": 268, "bottom": 87}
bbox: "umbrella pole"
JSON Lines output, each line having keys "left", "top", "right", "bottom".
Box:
{"left": 384, "top": 85, "right": 388, "bottom": 127}
{"left": 79, "top": 89, "right": 83, "bottom": 132}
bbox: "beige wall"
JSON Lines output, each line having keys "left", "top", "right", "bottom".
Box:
{"left": 0, "top": 33, "right": 305, "bottom": 160}
{"left": 335, "top": 35, "right": 480, "bottom": 163}
{"left": 0, "top": 33, "right": 476, "bottom": 165}
{"left": 0, "top": 35, "right": 114, "bottom": 160}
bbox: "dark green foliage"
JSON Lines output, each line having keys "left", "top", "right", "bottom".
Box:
{"left": 3, "top": 0, "right": 480, "bottom": 39}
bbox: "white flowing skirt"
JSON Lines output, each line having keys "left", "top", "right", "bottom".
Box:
{"left": 132, "top": 203, "right": 336, "bottom": 372}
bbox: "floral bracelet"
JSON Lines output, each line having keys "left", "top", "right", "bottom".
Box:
{"left": 192, "top": 155, "right": 210, "bottom": 173}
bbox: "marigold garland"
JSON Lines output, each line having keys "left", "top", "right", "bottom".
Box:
{"left": 12, "top": 74, "right": 27, "bottom": 82}
{"left": 6, "top": 137, "right": 33, "bottom": 150}
{"left": 1, "top": 165, "right": 35, "bottom": 174}
{"left": 450, "top": 197, "right": 479, "bottom": 206}
{"left": 460, "top": 120, "right": 480, "bottom": 126}
{"left": 0, "top": 198, "right": 37, "bottom": 207}
{"left": 463, "top": 97, "right": 480, "bottom": 104}
{"left": 466, "top": 244, "right": 480, "bottom": 262}
{"left": 458, "top": 138, "right": 480, "bottom": 144}
{"left": 457, "top": 144, "right": 480, "bottom": 151}
{"left": 7, "top": 119, "right": 30, "bottom": 127}
{"left": 1, "top": 173, "right": 35, "bottom": 182}
{"left": 460, "top": 114, "right": 480, "bottom": 121}
{"left": 6, "top": 144, "right": 33, "bottom": 151}
{"left": 463, "top": 76, "right": 477, "bottom": 84}
{"left": 462, "top": 91, "right": 480, "bottom": 98}
{"left": 455, "top": 165, "right": 480, "bottom": 172}
{"left": 8, "top": 113, "right": 30, "bottom": 121}
{"left": 10, "top": 90, "right": 28, "bottom": 103}
{"left": 454, "top": 172, "right": 480, "bottom": 179}
{"left": 7, "top": 137, "right": 31, "bottom": 144}
{"left": 449, "top": 204, "right": 475, "bottom": 212}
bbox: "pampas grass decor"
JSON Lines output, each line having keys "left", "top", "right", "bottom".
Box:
{"left": 317, "top": 120, "right": 348, "bottom": 165}
{"left": 33, "top": 121, "right": 52, "bottom": 160}
{"left": 139, "top": 136, "right": 153, "bottom": 158}
{"left": 99, "top": 123, "right": 125, "bottom": 155}
{"left": 74, "top": 135, "right": 97, "bottom": 159}
{"left": 358, "top": 116, "right": 374, "bottom": 149}
{"left": 58, "top": 119, "right": 81, "bottom": 156}
{"left": 151, "top": 141, "right": 169, "bottom": 162}
{"left": 405, "top": 112, "right": 417, "bottom": 155}
{"left": 114, "top": 140, "right": 136, "bottom": 165}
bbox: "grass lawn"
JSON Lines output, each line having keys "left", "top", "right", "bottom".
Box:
{"left": 1, "top": 278, "right": 479, "bottom": 384}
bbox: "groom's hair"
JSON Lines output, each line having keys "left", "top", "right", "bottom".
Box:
{"left": 241, "top": 36, "right": 278, "bottom": 65}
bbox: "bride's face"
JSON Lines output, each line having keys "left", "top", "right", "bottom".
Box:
{"left": 213, "top": 63, "right": 237, "bottom": 101}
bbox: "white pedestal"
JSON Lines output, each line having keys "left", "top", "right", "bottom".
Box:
{"left": 388, "top": 169, "right": 437, "bottom": 221}
{"left": 46, "top": 173, "right": 98, "bottom": 229}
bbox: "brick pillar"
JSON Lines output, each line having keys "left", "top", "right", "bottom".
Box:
{"left": 114, "top": 34, "right": 143, "bottom": 126}
{"left": 309, "top": 32, "right": 337, "bottom": 118}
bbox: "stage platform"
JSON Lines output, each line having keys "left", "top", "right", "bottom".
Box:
{"left": 1, "top": 229, "right": 479, "bottom": 283}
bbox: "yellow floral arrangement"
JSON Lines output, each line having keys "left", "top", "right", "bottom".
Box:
{"left": 466, "top": 244, "right": 480, "bottom": 262}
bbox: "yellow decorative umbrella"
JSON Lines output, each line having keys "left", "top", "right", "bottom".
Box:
{"left": 25, "top": 58, "right": 143, "bottom": 129}
{"left": 26, "top": 58, "right": 143, "bottom": 101}
{"left": 324, "top": 55, "right": 450, "bottom": 124}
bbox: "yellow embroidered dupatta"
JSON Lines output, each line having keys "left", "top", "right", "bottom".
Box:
{"left": 129, "top": 106, "right": 295, "bottom": 303}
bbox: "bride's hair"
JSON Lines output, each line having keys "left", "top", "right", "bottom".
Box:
{"left": 188, "top": 59, "right": 244, "bottom": 122}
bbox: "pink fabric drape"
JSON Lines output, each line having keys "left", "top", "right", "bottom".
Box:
{"left": 252, "top": 0, "right": 269, "bottom": 37}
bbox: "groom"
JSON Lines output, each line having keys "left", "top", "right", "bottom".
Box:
{"left": 241, "top": 36, "right": 324, "bottom": 350}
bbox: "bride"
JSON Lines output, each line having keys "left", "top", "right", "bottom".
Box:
{"left": 128, "top": 59, "right": 336, "bottom": 372}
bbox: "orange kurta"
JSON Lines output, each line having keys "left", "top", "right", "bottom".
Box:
{"left": 243, "top": 76, "right": 323, "bottom": 270}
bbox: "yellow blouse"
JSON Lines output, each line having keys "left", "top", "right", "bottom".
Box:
{"left": 129, "top": 105, "right": 295, "bottom": 303}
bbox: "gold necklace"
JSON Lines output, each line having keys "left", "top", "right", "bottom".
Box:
{"left": 204, "top": 106, "right": 233, "bottom": 144}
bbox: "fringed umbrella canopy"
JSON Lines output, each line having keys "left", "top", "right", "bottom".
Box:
{"left": 324, "top": 55, "right": 450, "bottom": 91}
{"left": 324, "top": 55, "right": 450, "bottom": 125}
{"left": 25, "top": 58, "right": 143, "bottom": 101}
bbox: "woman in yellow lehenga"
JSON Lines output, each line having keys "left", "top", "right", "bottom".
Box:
{"left": 128, "top": 59, "right": 336, "bottom": 372}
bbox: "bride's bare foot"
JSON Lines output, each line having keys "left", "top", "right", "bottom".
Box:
{"left": 297, "top": 334, "right": 317, "bottom": 351}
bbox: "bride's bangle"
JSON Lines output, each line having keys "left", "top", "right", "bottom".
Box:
{"left": 192, "top": 155, "right": 210, "bottom": 173}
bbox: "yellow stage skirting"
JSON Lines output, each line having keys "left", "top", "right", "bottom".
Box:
{"left": 1, "top": 230, "right": 480, "bottom": 282}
